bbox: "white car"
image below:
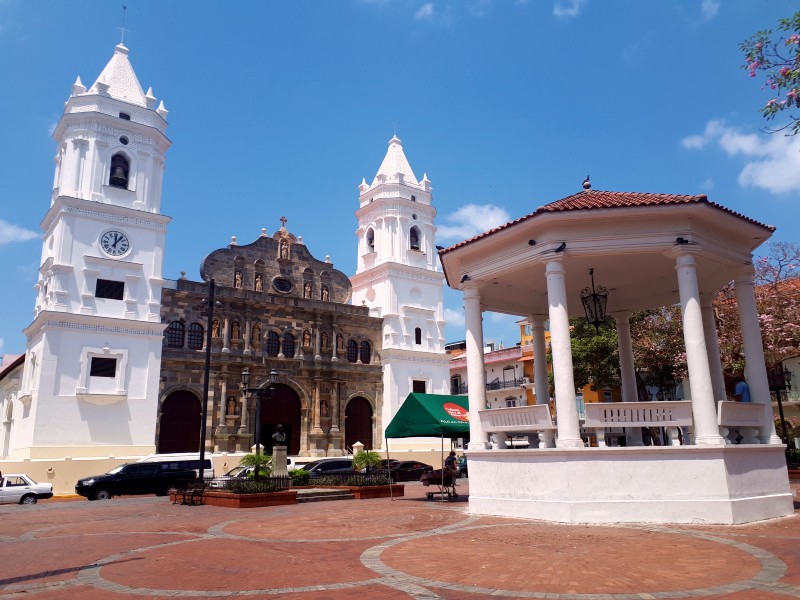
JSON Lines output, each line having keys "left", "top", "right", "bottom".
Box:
{"left": 0, "top": 474, "right": 54, "bottom": 505}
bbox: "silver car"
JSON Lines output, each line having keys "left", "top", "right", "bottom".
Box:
{"left": 0, "top": 474, "right": 54, "bottom": 505}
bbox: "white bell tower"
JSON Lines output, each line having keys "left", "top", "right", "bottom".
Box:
{"left": 351, "top": 136, "right": 449, "bottom": 444}
{"left": 13, "top": 44, "right": 171, "bottom": 459}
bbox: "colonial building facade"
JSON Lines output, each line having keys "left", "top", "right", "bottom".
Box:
{"left": 158, "top": 221, "right": 384, "bottom": 457}
{"left": 350, "top": 136, "right": 450, "bottom": 441}
{"left": 11, "top": 44, "right": 171, "bottom": 459}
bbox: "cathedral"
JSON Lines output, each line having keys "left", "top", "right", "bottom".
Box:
{"left": 2, "top": 42, "right": 449, "bottom": 459}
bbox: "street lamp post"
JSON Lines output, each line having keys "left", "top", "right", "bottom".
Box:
{"left": 768, "top": 365, "right": 793, "bottom": 444}
{"left": 198, "top": 278, "right": 219, "bottom": 482}
{"left": 240, "top": 368, "right": 280, "bottom": 478}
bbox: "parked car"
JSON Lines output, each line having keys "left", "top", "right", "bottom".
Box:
{"left": 375, "top": 460, "right": 433, "bottom": 482}
{"left": 137, "top": 453, "right": 214, "bottom": 477}
{"left": 0, "top": 474, "right": 53, "bottom": 505}
{"left": 457, "top": 456, "right": 468, "bottom": 478}
{"left": 209, "top": 457, "right": 295, "bottom": 488}
{"left": 75, "top": 462, "right": 196, "bottom": 500}
{"left": 300, "top": 458, "right": 354, "bottom": 477}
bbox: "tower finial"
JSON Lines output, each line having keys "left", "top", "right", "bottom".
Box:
{"left": 280, "top": 216, "right": 288, "bottom": 229}
{"left": 582, "top": 175, "right": 591, "bottom": 190}
{"left": 118, "top": 5, "right": 129, "bottom": 45}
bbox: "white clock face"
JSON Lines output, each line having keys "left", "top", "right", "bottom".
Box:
{"left": 100, "top": 230, "right": 130, "bottom": 257}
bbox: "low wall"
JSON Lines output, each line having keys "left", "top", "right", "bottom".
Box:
{"left": 468, "top": 445, "right": 794, "bottom": 525}
{"left": 0, "top": 453, "right": 240, "bottom": 496}
{"left": 0, "top": 448, "right": 456, "bottom": 496}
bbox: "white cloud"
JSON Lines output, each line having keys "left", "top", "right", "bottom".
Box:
{"left": 438, "top": 203, "right": 511, "bottom": 243}
{"left": 700, "top": 177, "right": 714, "bottom": 190}
{"left": 444, "top": 307, "right": 465, "bottom": 327}
{"left": 0, "top": 219, "right": 38, "bottom": 244}
{"left": 415, "top": 3, "right": 435, "bottom": 21}
{"left": 553, "top": 0, "right": 586, "bottom": 19}
{"left": 701, "top": 0, "right": 720, "bottom": 21}
{"left": 0, "top": 339, "right": 4, "bottom": 356}
{"left": 681, "top": 120, "right": 800, "bottom": 194}
{"left": 467, "top": 0, "right": 491, "bottom": 18}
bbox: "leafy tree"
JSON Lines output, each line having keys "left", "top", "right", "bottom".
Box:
{"left": 741, "top": 11, "right": 800, "bottom": 135}
{"left": 629, "top": 307, "right": 686, "bottom": 400}
{"left": 547, "top": 317, "right": 619, "bottom": 393}
{"left": 715, "top": 242, "right": 800, "bottom": 373}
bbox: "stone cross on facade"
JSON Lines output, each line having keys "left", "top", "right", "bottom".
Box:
{"left": 280, "top": 216, "right": 287, "bottom": 229}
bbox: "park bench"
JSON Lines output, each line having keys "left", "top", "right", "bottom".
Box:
{"left": 478, "top": 404, "right": 556, "bottom": 448}
{"left": 717, "top": 400, "right": 763, "bottom": 444}
{"left": 584, "top": 401, "right": 693, "bottom": 447}
{"left": 172, "top": 481, "right": 206, "bottom": 506}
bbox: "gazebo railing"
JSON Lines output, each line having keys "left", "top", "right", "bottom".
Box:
{"left": 585, "top": 401, "right": 693, "bottom": 447}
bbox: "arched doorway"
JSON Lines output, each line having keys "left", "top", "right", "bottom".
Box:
{"left": 345, "top": 396, "right": 373, "bottom": 450}
{"left": 257, "top": 383, "right": 302, "bottom": 455}
{"left": 158, "top": 390, "right": 201, "bottom": 453}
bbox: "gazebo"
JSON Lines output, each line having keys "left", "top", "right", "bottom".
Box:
{"left": 438, "top": 182, "right": 793, "bottom": 524}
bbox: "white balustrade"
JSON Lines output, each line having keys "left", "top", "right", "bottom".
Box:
{"left": 717, "top": 401, "right": 763, "bottom": 445}
{"left": 584, "top": 401, "right": 693, "bottom": 447}
{"left": 478, "top": 405, "right": 556, "bottom": 449}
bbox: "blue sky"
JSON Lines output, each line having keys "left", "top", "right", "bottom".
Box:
{"left": 1, "top": 0, "right": 799, "bottom": 357}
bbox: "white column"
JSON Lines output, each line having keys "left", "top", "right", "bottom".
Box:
{"left": 314, "top": 323, "right": 322, "bottom": 361}
{"left": 222, "top": 316, "right": 231, "bottom": 353}
{"left": 674, "top": 252, "right": 725, "bottom": 445}
{"left": 531, "top": 316, "right": 555, "bottom": 448}
{"left": 243, "top": 320, "right": 252, "bottom": 355}
{"left": 701, "top": 298, "right": 727, "bottom": 405}
{"left": 545, "top": 259, "right": 583, "bottom": 448}
{"left": 464, "top": 284, "right": 489, "bottom": 450}
{"left": 613, "top": 311, "right": 643, "bottom": 446}
{"left": 735, "top": 267, "right": 781, "bottom": 444}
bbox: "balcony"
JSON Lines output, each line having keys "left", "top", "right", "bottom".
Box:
{"left": 450, "top": 377, "right": 530, "bottom": 395}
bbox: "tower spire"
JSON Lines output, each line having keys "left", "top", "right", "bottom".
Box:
{"left": 117, "top": 5, "right": 129, "bottom": 46}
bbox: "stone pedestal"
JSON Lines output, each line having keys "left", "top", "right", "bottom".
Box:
{"left": 273, "top": 445, "right": 288, "bottom": 476}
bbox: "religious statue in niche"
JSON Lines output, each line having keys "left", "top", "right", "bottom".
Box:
{"left": 303, "top": 281, "right": 312, "bottom": 299}
{"left": 251, "top": 323, "right": 261, "bottom": 344}
{"left": 231, "top": 321, "right": 241, "bottom": 340}
{"left": 336, "top": 334, "right": 343, "bottom": 350}
{"left": 226, "top": 397, "right": 237, "bottom": 416}
{"left": 321, "top": 286, "right": 329, "bottom": 301}
{"left": 321, "top": 331, "right": 329, "bottom": 348}
{"left": 303, "top": 329, "right": 311, "bottom": 347}
{"left": 320, "top": 399, "right": 329, "bottom": 418}
{"left": 279, "top": 240, "right": 289, "bottom": 260}
{"left": 211, "top": 319, "right": 220, "bottom": 338}
{"left": 234, "top": 270, "right": 243, "bottom": 289}
{"left": 254, "top": 273, "right": 263, "bottom": 292}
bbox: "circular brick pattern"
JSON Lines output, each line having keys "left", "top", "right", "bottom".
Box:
{"left": 380, "top": 523, "right": 762, "bottom": 594}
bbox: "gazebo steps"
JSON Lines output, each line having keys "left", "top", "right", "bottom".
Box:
{"left": 296, "top": 488, "right": 355, "bottom": 503}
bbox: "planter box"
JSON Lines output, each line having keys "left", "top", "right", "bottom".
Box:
{"left": 325, "top": 484, "right": 404, "bottom": 499}
{"left": 170, "top": 489, "right": 297, "bottom": 508}
{"left": 787, "top": 469, "right": 800, "bottom": 480}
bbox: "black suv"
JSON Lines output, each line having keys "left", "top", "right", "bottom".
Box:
{"left": 301, "top": 458, "right": 354, "bottom": 477}
{"left": 75, "top": 462, "right": 196, "bottom": 500}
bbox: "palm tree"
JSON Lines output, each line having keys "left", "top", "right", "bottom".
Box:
{"left": 352, "top": 450, "right": 381, "bottom": 474}
{"left": 238, "top": 452, "right": 273, "bottom": 479}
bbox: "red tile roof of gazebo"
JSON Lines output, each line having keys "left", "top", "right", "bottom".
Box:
{"left": 439, "top": 190, "right": 775, "bottom": 254}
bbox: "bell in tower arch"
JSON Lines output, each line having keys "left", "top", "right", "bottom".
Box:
{"left": 109, "top": 154, "right": 130, "bottom": 189}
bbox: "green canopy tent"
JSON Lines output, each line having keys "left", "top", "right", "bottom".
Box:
{"left": 384, "top": 393, "right": 470, "bottom": 501}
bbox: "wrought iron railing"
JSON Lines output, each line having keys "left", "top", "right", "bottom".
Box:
{"left": 207, "top": 475, "right": 292, "bottom": 493}
{"left": 486, "top": 378, "right": 525, "bottom": 391}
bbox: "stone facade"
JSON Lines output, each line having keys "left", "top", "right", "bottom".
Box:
{"left": 159, "top": 222, "right": 384, "bottom": 457}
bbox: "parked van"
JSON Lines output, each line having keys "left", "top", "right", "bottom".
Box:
{"left": 137, "top": 453, "right": 214, "bottom": 478}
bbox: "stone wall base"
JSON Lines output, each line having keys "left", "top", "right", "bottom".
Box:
{"left": 467, "top": 445, "right": 794, "bottom": 525}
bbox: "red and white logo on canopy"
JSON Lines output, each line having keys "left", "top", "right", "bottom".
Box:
{"left": 442, "top": 403, "right": 469, "bottom": 422}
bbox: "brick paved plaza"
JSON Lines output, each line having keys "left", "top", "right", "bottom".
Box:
{"left": 3, "top": 481, "right": 800, "bottom": 599}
